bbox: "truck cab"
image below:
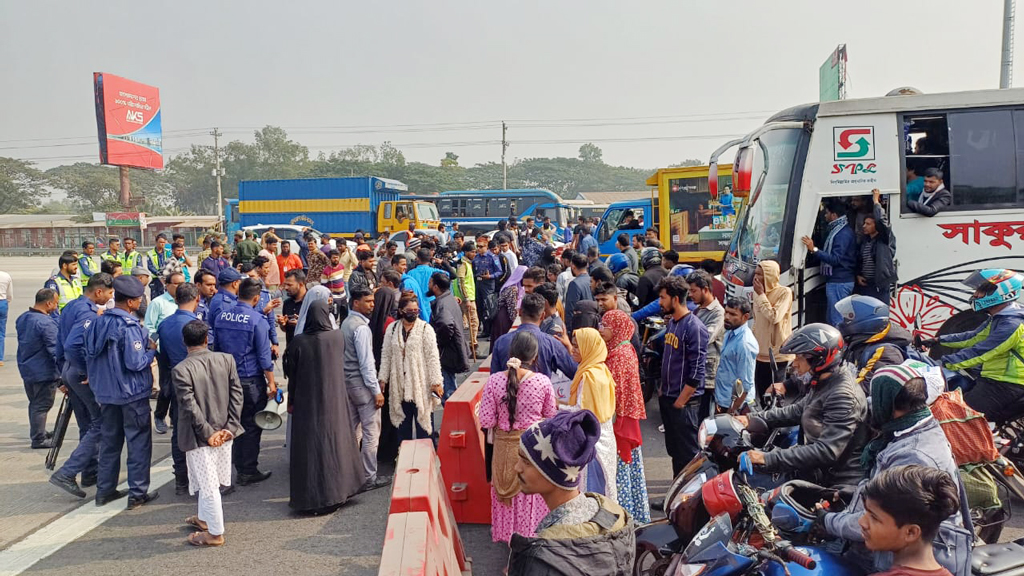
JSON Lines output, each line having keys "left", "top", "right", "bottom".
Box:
{"left": 378, "top": 200, "right": 441, "bottom": 234}
{"left": 594, "top": 199, "right": 654, "bottom": 258}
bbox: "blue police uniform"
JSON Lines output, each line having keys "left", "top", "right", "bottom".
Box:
{"left": 213, "top": 300, "right": 273, "bottom": 476}
{"left": 256, "top": 285, "right": 280, "bottom": 347}
{"left": 85, "top": 305, "right": 157, "bottom": 501}
{"left": 156, "top": 308, "right": 198, "bottom": 483}
{"left": 196, "top": 296, "right": 211, "bottom": 324}
{"left": 207, "top": 289, "right": 238, "bottom": 346}
{"left": 15, "top": 308, "right": 60, "bottom": 446}
{"left": 53, "top": 301, "right": 102, "bottom": 484}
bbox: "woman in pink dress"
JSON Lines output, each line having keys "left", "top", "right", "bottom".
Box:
{"left": 478, "top": 330, "right": 558, "bottom": 543}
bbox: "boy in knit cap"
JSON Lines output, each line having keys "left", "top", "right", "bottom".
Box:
{"left": 508, "top": 410, "right": 635, "bottom": 575}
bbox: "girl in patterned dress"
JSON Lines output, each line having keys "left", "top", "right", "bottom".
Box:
{"left": 599, "top": 310, "right": 651, "bottom": 523}
{"left": 478, "top": 330, "right": 558, "bottom": 543}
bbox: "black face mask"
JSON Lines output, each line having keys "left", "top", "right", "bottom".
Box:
{"left": 402, "top": 310, "right": 419, "bottom": 322}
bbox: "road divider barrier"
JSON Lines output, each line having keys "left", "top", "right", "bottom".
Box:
{"left": 437, "top": 374, "right": 490, "bottom": 524}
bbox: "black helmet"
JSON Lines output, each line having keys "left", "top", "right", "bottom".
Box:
{"left": 780, "top": 323, "right": 845, "bottom": 374}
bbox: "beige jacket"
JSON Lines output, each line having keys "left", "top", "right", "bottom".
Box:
{"left": 752, "top": 260, "right": 794, "bottom": 362}
{"left": 379, "top": 318, "right": 443, "bottom": 434}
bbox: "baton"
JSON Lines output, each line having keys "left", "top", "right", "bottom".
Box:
{"left": 45, "top": 391, "right": 72, "bottom": 471}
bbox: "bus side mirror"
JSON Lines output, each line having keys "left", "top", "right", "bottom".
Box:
{"left": 732, "top": 148, "right": 753, "bottom": 198}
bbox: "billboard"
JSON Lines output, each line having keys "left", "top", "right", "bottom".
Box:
{"left": 818, "top": 44, "right": 847, "bottom": 102}
{"left": 94, "top": 73, "right": 163, "bottom": 169}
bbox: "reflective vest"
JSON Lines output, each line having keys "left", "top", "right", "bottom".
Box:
{"left": 54, "top": 275, "right": 83, "bottom": 311}
{"left": 101, "top": 251, "right": 119, "bottom": 262}
{"left": 79, "top": 255, "right": 101, "bottom": 276}
{"left": 119, "top": 251, "right": 143, "bottom": 272}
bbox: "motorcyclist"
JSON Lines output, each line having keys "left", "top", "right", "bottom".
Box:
{"left": 835, "top": 294, "right": 913, "bottom": 394}
{"left": 922, "top": 269, "right": 1024, "bottom": 426}
{"left": 736, "top": 323, "right": 870, "bottom": 488}
{"left": 631, "top": 264, "right": 695, "bottom": 323}
{"left": 606, "top": 253, "right": 639, "bottom": 297}
{"left": 817, "top": 363, "right": 969, "bottom": 576}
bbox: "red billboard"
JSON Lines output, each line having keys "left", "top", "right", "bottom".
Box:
{"left": 94, "top": 73, "right": 163, "bottom": 169}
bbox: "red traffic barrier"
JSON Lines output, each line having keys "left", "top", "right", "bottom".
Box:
{"left": 437, "top": 373, "right": 491, "bottom": 524}
{"left": 378, "top": 512, "right": 461, "bottom": 576}
{"left": 388, "top": 439, "right": 469, "bottom": 572}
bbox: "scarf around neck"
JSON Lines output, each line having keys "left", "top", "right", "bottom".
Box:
{"left": 821, "top": 215, "right": 848, "bottom": 277}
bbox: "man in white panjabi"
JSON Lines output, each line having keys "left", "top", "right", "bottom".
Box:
{"left": 172, "top": 319, "right": 244, "bottom": 546}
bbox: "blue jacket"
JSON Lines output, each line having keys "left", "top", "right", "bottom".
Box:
{"left": 816, "top": 224, "right": 857, "bottom": 283}
{"left": 207, "top": 289, "right": 238, "bottom": 346}
{"left": 85, "top": 307, "right": 156, "bottom": 405}
{"left": 256, "top": 286, "right": 279, "bottom": 346}
{"left": 16, "top": 309, "right": 59, "bottom": 383}
{"left": 157, "top": 309, "right": 198, "bottom": 368}
{"left": 490, "top": 323, "right": 577, "bottom": 380}
{"left": 401, "top": 272, "right": 433, "bottom": 322}
{"left": 57, "top": 296, "right": 98, "bottom": 369}
{"left": 63, "top": 306, "right": 99, "bottom": 373}
{"left": 212, "top": 301, "right": 273, "bottom": 378}
{"left": 406, "top": 264, "right": 446, "bottom": 321}
{"left": 578, "top": 233, "right": 598, "bottom": 255}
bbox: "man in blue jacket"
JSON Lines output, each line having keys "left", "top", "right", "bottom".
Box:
{"left": 802, "top": 198, "right": 857, "bottom": 327}
{"left": 85, "top": 276, "right": 159, "bottom": 509}
{"left": 207, "top": 268, "right": 243, "bottom": 347}
{"left": 213, "top": 278, "right": 277, "bottom": 485}
{"left": 16, "top": 289, "right": 60, "bottom": 448}
{"left": 49, "top": 273, "right": 114, "bottom": 497}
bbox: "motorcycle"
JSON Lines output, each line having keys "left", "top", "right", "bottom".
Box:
{"left": 640, "top": 316, "right": 666, "bottom": 404}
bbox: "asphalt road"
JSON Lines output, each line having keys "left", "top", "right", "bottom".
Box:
{"left": 0, "top": 256, "right": 1020, "bottom": 576}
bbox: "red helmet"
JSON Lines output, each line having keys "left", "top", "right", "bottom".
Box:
{"left": 702, "top": 469, "right": 743, "bottom": 520}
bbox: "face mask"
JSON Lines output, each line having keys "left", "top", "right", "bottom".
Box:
{"left": 795, "top": 370, "right": 813, "bottom": 387}
{"left": 402, "top": 310, "right": 419, "bottom": 322}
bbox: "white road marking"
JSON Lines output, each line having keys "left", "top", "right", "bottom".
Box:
{"left": 0, "top": 460, "right": 173, "bottom": 576}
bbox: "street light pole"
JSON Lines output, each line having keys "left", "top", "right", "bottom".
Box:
{"left": 211, "top": 128, "right": 224, "bottom": 230}
{"left": 1001, "top": 0, "right": 1016, "bottom": 88}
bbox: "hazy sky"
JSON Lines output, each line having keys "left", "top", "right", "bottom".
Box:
{"left": 1, "top": 1, "right": 1018, "bottom": 172}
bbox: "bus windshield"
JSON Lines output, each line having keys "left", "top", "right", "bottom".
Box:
{"left": 416, "top": 202, "right": 440, "bottom": 221}
{"left": 732, "top": 128, "right": 801, "bottom": 264}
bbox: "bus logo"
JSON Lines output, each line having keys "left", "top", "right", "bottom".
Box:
{"left": 833, "top": 127, "right": 875, "bottom": 160}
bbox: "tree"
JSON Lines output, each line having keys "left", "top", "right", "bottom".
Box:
{"left": 670, "top": 158, "right": 703, "bottom": 168}
{"left": 440, "top": 152, "right": 459, "bottom": 168}
{"left": 163, "top": 144, "right": 218, "bottom": 213}
{"left": 46, "top": 163, "right": 172, "bottom": 216}
{"left": 0, "top": 157, "right": 49, "bottom": 213}
{"left": 578, "top": 143, "right": 603, "bottom": 163}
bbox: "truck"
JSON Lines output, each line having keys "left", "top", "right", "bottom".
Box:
{"left": 225, "top": 176, "right": 441, "bottom": 240}
{"left": 592, "top": 164, "right": 735, "bottom": 262}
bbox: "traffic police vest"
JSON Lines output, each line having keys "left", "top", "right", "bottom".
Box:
{"left": 119, "top": 251, "right": 143, "bottom": 271}
{"left": 54, "top": 275, "right": 83, "bottom": 311}
{"left": 79, "top": 255, "right": 101, "bottom": 277}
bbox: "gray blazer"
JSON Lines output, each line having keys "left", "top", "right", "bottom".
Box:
{"left": 172, "top": 348, "right": 244, "bottom": 452}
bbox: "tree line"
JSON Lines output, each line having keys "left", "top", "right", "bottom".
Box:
{"left": 1, "top": 126, "right": 701, "bottom": 217}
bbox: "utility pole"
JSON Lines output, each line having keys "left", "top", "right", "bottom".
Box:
{"left": 211, "top": 128, "right": 224, "bottom": 230}
{"left": 501, "top": 121, "right": 508, "bottom": 190}
{"left": 1001, "top": 0, "right": 1016, "bottom": 88}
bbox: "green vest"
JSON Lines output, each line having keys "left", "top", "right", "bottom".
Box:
{"left": 54, "top": 275, "right": 83, "bottom": 311}
{"left": 453, "top": 258, "right": 476, "bottom": 301}
{"left": 119, "top": 250, "right": 143, "bottom": 272}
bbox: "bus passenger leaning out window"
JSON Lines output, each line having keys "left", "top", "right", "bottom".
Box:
{"left": 907, "top": 168, "right": 952, "bottom": 217}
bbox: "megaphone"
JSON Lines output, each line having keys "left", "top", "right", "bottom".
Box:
{"left": 255, "top": 389, "right": 287, "bottom": 430}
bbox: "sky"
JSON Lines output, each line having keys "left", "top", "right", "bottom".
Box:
{"left": 1, "top": 0, "right": 1019, "bottom": 172}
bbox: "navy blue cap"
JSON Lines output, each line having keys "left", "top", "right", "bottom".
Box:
{"left": 217, "top": 268, "right": 244, "bottom": 284}
{"left": 113, "top": 275, "right": 145, "bottom": 299}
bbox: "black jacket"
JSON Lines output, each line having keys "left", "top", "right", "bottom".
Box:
{"left": 861, "top": 201, "right": 897, "bottom": 288}
{"left": 760, "top": 365, "right": 869, "bottom": 488}
{"left": 430, "top": 290, "right": 470, "bottom": 373}
{"left": 844, "top": 321, "right": 911, "bottom": 394}
{"left": 636, "top": 266, "right": 668, "bottom": 307}
{"left": 907, "top": 186, "right": 953, "bottom": 217}
{"left": 347, "top": 267, "right": 377, "bottom": 295}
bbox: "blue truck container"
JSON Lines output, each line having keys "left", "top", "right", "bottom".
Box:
{"left": 236, "top": 176, "right": 407, "bottom": 237}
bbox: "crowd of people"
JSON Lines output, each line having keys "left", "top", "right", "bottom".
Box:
{"left": 8, "top": 205, "right": 1024, "bottom": 574}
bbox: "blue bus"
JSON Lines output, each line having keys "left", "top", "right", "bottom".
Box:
{"left": 405, "top": 189, "right": 574, "bottom": 238}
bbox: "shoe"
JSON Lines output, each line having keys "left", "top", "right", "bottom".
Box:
{"left": 81, "top": 474, "right": 97, "bottom": 487}
{"left": 219, "top": 484, "right": 236, "bottom": 496}
{"left": 358, "top": 475, "right": 393, "bottom": 493}
{"left": 175, "top": 475, "right": 189, "bottom": 496}
{"left": 657, "top": 424, "right": 665, "bottom": 433}
{"left": 649, "top": 497, "right": 665, "bottom": 511}
{"left": 31, "top": 440, "right": 53, "bottom": 449}
{"left": 237, "top": 470, "right": 271, "bottom": 486}
{"left": 154, "top": 417, "right": 168, "bottom": 434}
{"left": 95, "top": 489, "right": 128, "bottom": 506}
{"left": 126, "top": 491, "right": 159, "bottom": 510}
{"left": 45, "top": 431, "right": 54, "bottom": 440}
{"left": 50, "top": 474, "right": 86, "bottom": 498}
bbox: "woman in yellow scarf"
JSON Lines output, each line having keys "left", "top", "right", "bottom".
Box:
{"left": 569, "top": 327, "right": 618, "bottom": 501}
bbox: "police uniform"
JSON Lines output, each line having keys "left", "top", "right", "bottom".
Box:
{"left": 84, "top": 276, "right": 157, "bottom": 506}
{"left": 146, "top": 247, "right": 170, "bottom": 298}
{"left": 78, "top": 255, "right": 101, "bottom": 279}
{"left": 118, "top": 250, "right": 143, "bottom": 273}
{"left": 207, "top": 268, "right": 244, "bottom": 348}
{"left": 156, "top": 308, "right": 198, "bottom": 489}
{"left": 256, "top": 283, "right": 280, "bottom": 349}
{"left": 213, "top": 297, "right": 273, "bottom": 478}
{"left": 51, "top": 273, "right": 83, "bottom": 312}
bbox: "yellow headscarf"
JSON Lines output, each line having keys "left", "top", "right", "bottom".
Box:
{"left": 569, "top": 328, "right": 616, "bottom": 423}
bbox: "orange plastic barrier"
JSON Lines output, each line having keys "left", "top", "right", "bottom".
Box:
{"left": 387, "top": 439, "right": 469, "bottom": 573}
{"left": 437, "top": 373, "right": 491, "bottom": 524}
{"left": 378, "top": 512, "right": 460, "bottom": 576}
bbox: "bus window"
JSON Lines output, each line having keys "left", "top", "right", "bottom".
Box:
{"left": 468, "top": 198, "right": 485, "bottom": 217}
{"left": 733, "top": 128, "right": 800, "bottom": 266}
{"left": 945, "top": 109, "right": 1017, "bottom": 209}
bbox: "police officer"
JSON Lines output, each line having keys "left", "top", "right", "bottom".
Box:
{"left": 49, "top": 273, "right": 114, "bottom": 497}
{"left": 15, "top": 289, "right": 60, "bottom": 448}
{"left": 147, "top": 233, "right": 171, "bottom": 298}
{"left": 85, "top": 275, "right": 159, "bottom": 509}
{"left": 213, "top": 278, "right": 277, "bottom": 485}
{"left": 241, "top": 261, "right": 281, "bottom": 360}
{"left": 194, "top": 269, "right": 218, "bottom": 323}
{"left": 119, "top": 237, "right": 144, "bottom": 272}
{"left": 207, "top": 268, "right": 243, "bottom": 347}
{"left": 47, "top": 253, "right": 83, "bottom": 314}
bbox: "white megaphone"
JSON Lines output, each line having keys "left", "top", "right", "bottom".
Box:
{"left": 255, "top": 389, "right": 287, "bottom": 430}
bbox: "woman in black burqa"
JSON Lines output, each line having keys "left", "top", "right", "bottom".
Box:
{"left": 284, "top": 298, "right": 363, "bottom": 513}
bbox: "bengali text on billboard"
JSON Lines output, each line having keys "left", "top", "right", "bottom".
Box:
{"left": 94, "top": 73, "right": 163, "bottom": 169}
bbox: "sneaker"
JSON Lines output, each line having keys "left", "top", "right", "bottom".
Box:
{"left": 237, "top": 470, "right": 272, "bottom": 486}
{"left": 219, "top": 484, "right": 236, "bottom": 496}
{"left": 126, "top": 491, "right": 159, "bottom": 510}
{"left": 31, "top": 440, "right": 53, "bottom": 449}
{"left": 154, "top": 417, "right": 168, "bottom": 434}
{"left": 50, "top": 473, "right": 86, "bottom": 498}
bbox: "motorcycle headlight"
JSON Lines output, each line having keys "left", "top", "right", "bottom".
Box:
{"left": 674, "top": 563, "right": 707, "bottom": 576}
{"left": 697, "top": 417, "right": 718, "bottom": 451}
{"left": 668, "top": 472, "right": 707, "bottom": 513}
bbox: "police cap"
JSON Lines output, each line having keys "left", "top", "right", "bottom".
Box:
{"left": 113, "top": 275, "right": 145, "bottom": 299}
{"left": 217, "top": 268, "right": 244, "bottom": 285}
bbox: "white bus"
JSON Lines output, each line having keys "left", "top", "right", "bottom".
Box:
{"left": 709, "top": 88, "right": 1024, "bottom": 338}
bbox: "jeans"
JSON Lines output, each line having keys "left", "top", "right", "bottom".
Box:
{"left": 441, "top": 370, "right": 458, "bottom": 403}
{"left": 825, "top": 281, "right": 854, "bottom": 327}
{"left": 97, "top": 398, "right": 153, "bottom": 499}
{"left": 965, "top": 376, "right": 1024, "bottom": 427}
{"left": 396, "top": 401, "right": 434, "bottom": 446}
{"left": 24, "top": 379, "right": 58, "bottom": 445}
{"left": 855, "top": 283, "right": 890, "bottom": 304}
{"left": 347, "top": 391, "right": 381, "bottom": 483}
{"left": 0, "top": 299, "right": 8, "bottom": 362}
{"left": 233, "top": 376, "right": 268, "bottom": 475}
{"left": 659, "top": 395, "right": 700, "bottom": 477}
{"left": 57, "top": 367, "right": 100, "bottom": 480}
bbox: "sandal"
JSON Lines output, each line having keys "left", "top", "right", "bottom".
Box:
{"left": 187, "top": 531, "right": 224, "bottom": 547}
{"left": 185, "top": 516, "right": 208, "bottom": 531}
